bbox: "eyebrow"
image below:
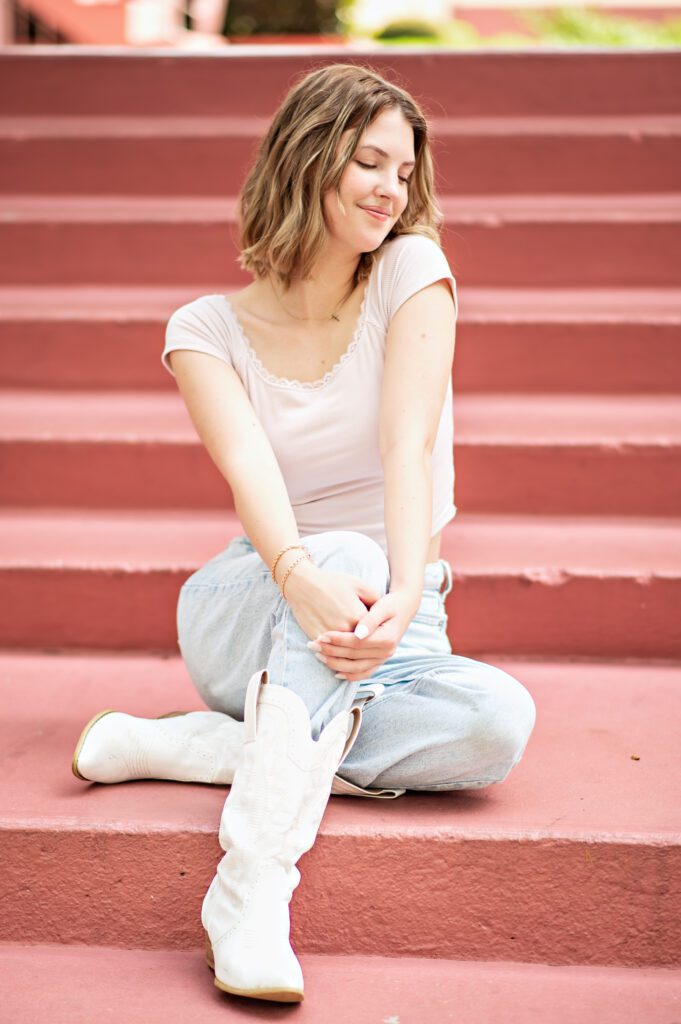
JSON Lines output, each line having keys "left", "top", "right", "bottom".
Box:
{"left": 359, "top": 144, "right": 415, "bottom": 168}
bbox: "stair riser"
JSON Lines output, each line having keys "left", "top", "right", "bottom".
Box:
{"left": 458, "top": 446, "right": 681, "bottom": 516}
{"left": 3, "top": 320, "right": 680, "bottom": 394}
{"left": 2, "top": 441, "right": 679, "bottom": 515}
{"left": 0, "top": 319, "right": 164, "bottom": 390}
{"left": 2, "top": 134, "right": 679, "bottom": 195}
{"left": 2, "top": 221, "right": 679, "bottom": 286}
{"left": 1, "top": 826, "right": 678, "bottom": 967}
{"left": 454, "top": 323, "right": 681, "bottom": 394}
{"left": 2, "top": 52, "right": 679, "bottom": 117}
{"left": 1, "top": 570, "right": 678, "bottom": 657}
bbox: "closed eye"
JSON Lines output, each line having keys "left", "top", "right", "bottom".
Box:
{"left": 356, "top": 160, "right": 411, "bottom": 185}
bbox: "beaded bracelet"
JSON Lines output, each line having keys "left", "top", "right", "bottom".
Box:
{"left": 270, "top": 543, "right": 308, "bottom": 584}
{"left": 280, "top": 552, "right": 311, "bottom": 600}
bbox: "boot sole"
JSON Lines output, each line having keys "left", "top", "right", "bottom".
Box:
{"left": 204, "top": 931, "right": 304, "bottom": 1003}
{"left": 71, "top": 709, "right": 117, "bottom": 781}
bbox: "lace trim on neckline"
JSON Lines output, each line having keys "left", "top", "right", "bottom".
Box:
{"left": 220, "top": 282, "right": 371, "bottom": 391}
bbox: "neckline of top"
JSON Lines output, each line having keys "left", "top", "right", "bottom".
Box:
{"left": 219, "top": 261, "right": 376, "bottom": 392}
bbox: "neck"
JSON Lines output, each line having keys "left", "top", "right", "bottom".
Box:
{"left": 259, "top": 240, "right": 362, "bottom": 321}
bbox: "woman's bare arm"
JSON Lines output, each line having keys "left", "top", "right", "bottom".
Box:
{"left": 168, "top": 348, "right": 316, "bottom": 587}
{"left": 379, "top": 279, "right": 456, "bottom": 608}
{"left": 168, "top": 349, "right": 381, "bottom": 646}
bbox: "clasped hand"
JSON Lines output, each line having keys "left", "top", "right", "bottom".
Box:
{"left": 308, "top": 590, "right": 417, "bottom": 682}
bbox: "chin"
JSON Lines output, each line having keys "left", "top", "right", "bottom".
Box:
{"left": 330, "top": 219, "right": 390, "bottom": 253}
{"left": 334, "top": 232, "right": 380, "bottom": 255}
{"left": 357, "top": 224, "right": 390, "bottom": 247}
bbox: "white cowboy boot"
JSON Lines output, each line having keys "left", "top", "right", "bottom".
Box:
{"left": 71, "top": 708, "right": 244, "bottom": 784}
{"left": 202, "top": 667, "right": 364, "bottom": 1002}
{"left": 72, "top": 686, "right": 405, "bottom": 798}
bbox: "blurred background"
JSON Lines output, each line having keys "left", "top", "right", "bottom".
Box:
{"left": 2, "top": 0, "right": 680, "bottom": 49}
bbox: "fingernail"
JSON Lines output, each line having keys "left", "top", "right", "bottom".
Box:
{"left": 307, "top": 641, "right": 321, "bottom": 651}
{"left": 354, "top": 624, "right": 369, "bottom": 639}
{"left": 315, "top": 652, "right": 328, "bottom": 664}
{"left": 335, "top": 673, "right": 347, "bottom": 679}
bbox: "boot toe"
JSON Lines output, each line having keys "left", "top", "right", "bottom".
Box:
{"left": 72, "top": 710, "right": 125, "bottom": 782}
{"left": 205, "top": 929, "right": 304, "bottom": 1002}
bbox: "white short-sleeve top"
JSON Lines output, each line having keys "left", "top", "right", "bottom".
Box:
{"left": 161, "top": 232, "right": 458, "bottom": 557}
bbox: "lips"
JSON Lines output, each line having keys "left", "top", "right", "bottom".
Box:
{"left": 360, "top": 205, "right": 390, "bottom": 221}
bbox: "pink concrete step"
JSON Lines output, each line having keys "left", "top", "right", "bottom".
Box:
{"left": 2, "top": 285, "right": 681, "bottom": 394}
{"left": 2, "top": 389, "right": 680, "bottom": 515}
{"left": 1, "top": 193, "right": 679, "bottom": 286}
{"left": 3, "top": 942, "right": 681, "bottom": 1023}
{"left": 455, "top": 287, "right": 681, "bottom": 394}
{"left": 1, "top": 651, "right": 679, "bottom": 965}
{"left": 2, "top": 51, "right": 679, "bottom": 118}
{"left": 0, "top": 508, "right": 679, "bottom": 656}
{"left": 2, "top": 113, "right": 680, "bottom": 196}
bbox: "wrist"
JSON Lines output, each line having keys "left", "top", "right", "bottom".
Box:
{"left": 388, "top": 584, "right": 421, "bottom": 616}
{"left": 278, "top": 552, "right": 319, "bottom": 598}
{"left": 272, "top": 545, "right": 310, "bottom": 586}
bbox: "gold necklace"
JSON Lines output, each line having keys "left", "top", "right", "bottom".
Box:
{"left": 270, "top": 279, "right": 358, "bottom": 323}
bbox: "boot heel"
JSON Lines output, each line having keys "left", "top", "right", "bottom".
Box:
{"left": 204, "top": 929, "right": 215, "bottom": 970}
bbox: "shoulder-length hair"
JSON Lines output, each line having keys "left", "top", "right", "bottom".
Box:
{"left": 236, "top": 62, "right": 445, "bottom": 291}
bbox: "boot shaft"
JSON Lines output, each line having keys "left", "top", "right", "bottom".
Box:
{"left": 218, "top": 674, "right": 357, "bottom": 858}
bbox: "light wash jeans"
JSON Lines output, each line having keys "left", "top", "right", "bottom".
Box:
{"left": 176, "top": 530, "right": 536, "bottom": 792}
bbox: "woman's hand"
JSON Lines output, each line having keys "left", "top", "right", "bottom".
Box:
{"left": 282, "top": 560, "right": 382, "bottom": 643}
{"left": 308, "top": 589, "right": 419, "bottom": 682}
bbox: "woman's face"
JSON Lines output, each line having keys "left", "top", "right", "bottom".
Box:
{"left": 322, "top": 106, "right": 415, "bottom": 253}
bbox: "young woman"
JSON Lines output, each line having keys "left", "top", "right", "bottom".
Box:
{"left": 72, "top": 62, "right": 536, "bottom": 1003}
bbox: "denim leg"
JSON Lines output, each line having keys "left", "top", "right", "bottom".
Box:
{"left": 337, "top": 655, "right": 537, "bottom": 791}
{"left": 177, "top": 530, "right": 537, "bottom": 788}
{"left": 176, "top": 530, "right": 391, "bottom": 740}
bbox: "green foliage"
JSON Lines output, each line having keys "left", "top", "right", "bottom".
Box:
{"left": 376, "top": 21, "right": 441, "bottom": 40}
{"left": 338, "top": 2, "right": 681, "bottom": 48}
{"left": 216, "top": 0, "right": 681, "bottom": 45}
{"left": 521, "top": 6, "right": 681, "bottom": 45}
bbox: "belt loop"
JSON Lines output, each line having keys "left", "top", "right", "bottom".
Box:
{"left": 439, "top": 558, "right": 452, "bottom": 596}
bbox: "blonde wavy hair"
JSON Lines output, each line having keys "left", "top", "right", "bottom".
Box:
{"left": 236, "top": 62, "right": 445, "bottom": 292}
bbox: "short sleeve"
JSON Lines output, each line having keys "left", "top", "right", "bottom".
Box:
{"left": 382, "top": 234, "right": 458, "bottom": 326}
{"left": 161, "top": 295, "right": 234, "bottom": 378}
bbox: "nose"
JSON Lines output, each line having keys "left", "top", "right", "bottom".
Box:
{"left": 376, "top": 170, "right": 402, "bottom": 204}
